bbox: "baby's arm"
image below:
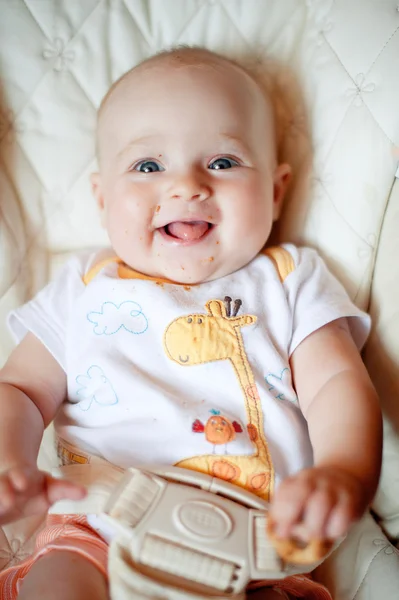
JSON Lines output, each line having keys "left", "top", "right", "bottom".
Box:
{"left": 270, "top": 318, "right": 382, "bottom": 541}
{"left": 0, "top": 332, "right": 85, "bottom": 524}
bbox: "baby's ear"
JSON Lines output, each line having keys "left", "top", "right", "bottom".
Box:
{"left": 273, "top": 163, "right": 292, "bottom": 221}
{"left": 90, "top": 172, "right": 106, "bottom": 228}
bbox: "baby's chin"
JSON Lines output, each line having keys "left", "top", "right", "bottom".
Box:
{"left": 120, "top": 250, "right": 254, "bottom": 285}
{"left": 156, "top": 262, "right": 222, "bottom": 286}
{"left": 154, "top": 257, "right": 249, "bottom": 286}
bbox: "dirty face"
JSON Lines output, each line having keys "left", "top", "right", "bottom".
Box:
{"left": 92, "top": 52, "right": 291, "bottom": 284}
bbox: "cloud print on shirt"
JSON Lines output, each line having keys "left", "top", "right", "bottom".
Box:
{"left": 87, "top": 301, "right": 148, "bottom": 335}
{"left": 75, "top": 365, "right": 118, "bottom": 411}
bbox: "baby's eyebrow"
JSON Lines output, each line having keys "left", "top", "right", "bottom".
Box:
{"left": 117, "top": 134, "right": 161, "bottom": 159}
{"left": 117, "top": 132, "right": 252, "bottom": 161}
{"left": 217, "top": 133, "right": 252, "bottom": 157}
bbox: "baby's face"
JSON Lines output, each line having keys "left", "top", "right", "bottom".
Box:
{"left": 92, "top": 57, "right": 290, "bottom": 283}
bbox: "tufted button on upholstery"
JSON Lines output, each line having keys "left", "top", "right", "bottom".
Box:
{"left": 0, "top": 538, "right": 30, "bottom": 569}
{"left": 42, "top": 38, "right": 75, "bottom": 71}
{"left": 373, "top": 539, "right": 399, "bottom": 555}
{"left": 346, "top": 73, "right": 376, "bottom": 107}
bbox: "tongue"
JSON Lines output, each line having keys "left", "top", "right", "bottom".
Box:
{"left": 167, "top": 221, "right": 209, "bottom": 241}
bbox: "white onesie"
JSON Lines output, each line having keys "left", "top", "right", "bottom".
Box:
{"left": 8, "top": 244, "right": 370, "bottom": 501}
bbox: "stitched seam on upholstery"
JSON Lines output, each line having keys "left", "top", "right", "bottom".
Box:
{"left": 366, "top": 25, "right": 399, "bottom": 75}
{"left": 258, "top": 2, "right": 304, "bottom": 52}
{"left": 323, "top": 31, "right": 396, "bottom": 148}
{"left": 360, "top": 100, "right": 396, "bottom": 146}
{"left": 0, "top": 159, "right": 23, "bottom": 261}
{"left": 121, "top": 0, "right": 156, "bottom": 49}
{"left": 23, "top": 0, "right": 103, "bottom": 47}
{"left": 3, "top": 0, "right": 55, "bottom": 126}
{"left": 218, "top": 3, "right": 254, "bottom": 50}
{"left": 226, "top": 1, "right": 304, "bottom": 52}
{"left": 54, "top": 3, "right": 106, "bottom": 113}
{"left": 65, "top": 0, "right": 104, "bottom": 47}
{"left": 317, "top": 33, "right": 359, "bottom": 164}
{"left": 2, "top": 147, "right": 96, "bottom": 288}
{"left": 174, "top": 3, "right": 208, "bottom": 43}
{"left": 353, "top": 262, "right": 374, "bottom": 306}
{"left": 314, "top": 35, "right": 367, "bottom": 166}
{"left": 11, "top": 138, "right": 48, "bottom": 192}
{"left": 362, "top": 177, "right": 397, "bottom": 310}
{"left": 22, "top": 0, "right": 52, "bottom": 39}
{"left": 68, "top": 70, "right": 97, "bottom": 110}
{"left": 16, "top": 0, "right": 102, "bottom": 121}
{"left": 352, "top": 547, "right": 387, "bottom": 599}
{"left": 314, "top": 99, "right": 353, "bottom": 170}
{"left": 321, "top": 30, "right": 355, "bottom": 81}
{"left": 0, "top": 156, "right": 30, "bottom": 296}
{"left": 1, "top": 528, "right": 42, "bottom": 570}
{"left": 1, "top": 136, "right": 71, "bottom": 275}
{"left": 318, "top": 179, "right": 371, "bottom": 245}
{"left": 0, "top": 150, "right": 71, "bottom": 296}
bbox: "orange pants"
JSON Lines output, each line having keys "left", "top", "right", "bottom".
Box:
{"left": 0, "top": 515, "right": 107, "bottom": 598}
{"left": 0, "top": 514, "right": 332, "bottom": 599}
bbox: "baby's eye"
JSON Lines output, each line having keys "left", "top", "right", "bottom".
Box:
{"left": 208, "top": 157, "right": 240, "bottom": 170}
{"left": 134, "top": 160, "right": 165, "bottom": 173}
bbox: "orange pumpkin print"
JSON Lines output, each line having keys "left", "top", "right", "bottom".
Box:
{"left": 212, "top": 459, "right": 240, "bottom": 481}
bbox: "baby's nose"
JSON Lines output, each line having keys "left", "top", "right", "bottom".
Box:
{"left": 169, "top": 171, "right": 211, "bottom": 202}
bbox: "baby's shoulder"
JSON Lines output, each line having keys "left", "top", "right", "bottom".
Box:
{"left": 279, "top": 243, "right": 321, "bottom": 267}
{"left": 58, "top": 247, "right": 115, "bottom": 282}
{"left": 259, "top": 243, "right": 322, "bottom": 280}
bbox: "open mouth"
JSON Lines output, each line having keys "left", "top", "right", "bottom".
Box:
{"left": 159, "top": 220, "right": 214, "bottom": 244}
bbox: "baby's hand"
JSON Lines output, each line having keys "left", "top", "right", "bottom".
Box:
{"left": 269, "top": 466, "right": 365, "bottom": 542}
{"left": 0, "top": 465, "right": 86, "bottom": 525}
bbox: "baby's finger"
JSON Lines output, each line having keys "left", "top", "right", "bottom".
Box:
{"left": 45, "top": 476, "right": 87, "bottom": 504}
{"left": 302, "top": 487, "right": 336, "bottom": 539}
{"left": 7, "top": 467, "right": 31, "bottom": 492}
{"left": 0, "top": 477, "right": 16, "bottom": 513}
{"left": 325, "top": 493, "right": 354, "bottom": 539}
{"left": 271, "top": 478, "right": 314, "bottom": 537}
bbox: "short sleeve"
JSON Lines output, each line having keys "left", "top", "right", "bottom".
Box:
{"left": 7, "top": 254, "right": 91, "bottom": 370}
{"left": 283, "top": 245, "right": 371, "bottom": 357}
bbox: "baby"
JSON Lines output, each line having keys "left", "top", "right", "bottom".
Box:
{"left": 0, "top": 47, "right": 382, "bottom": 599}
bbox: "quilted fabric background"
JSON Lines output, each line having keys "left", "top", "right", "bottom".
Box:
{"left": 0, "top": 1, "right": 399, "bottom": 597}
